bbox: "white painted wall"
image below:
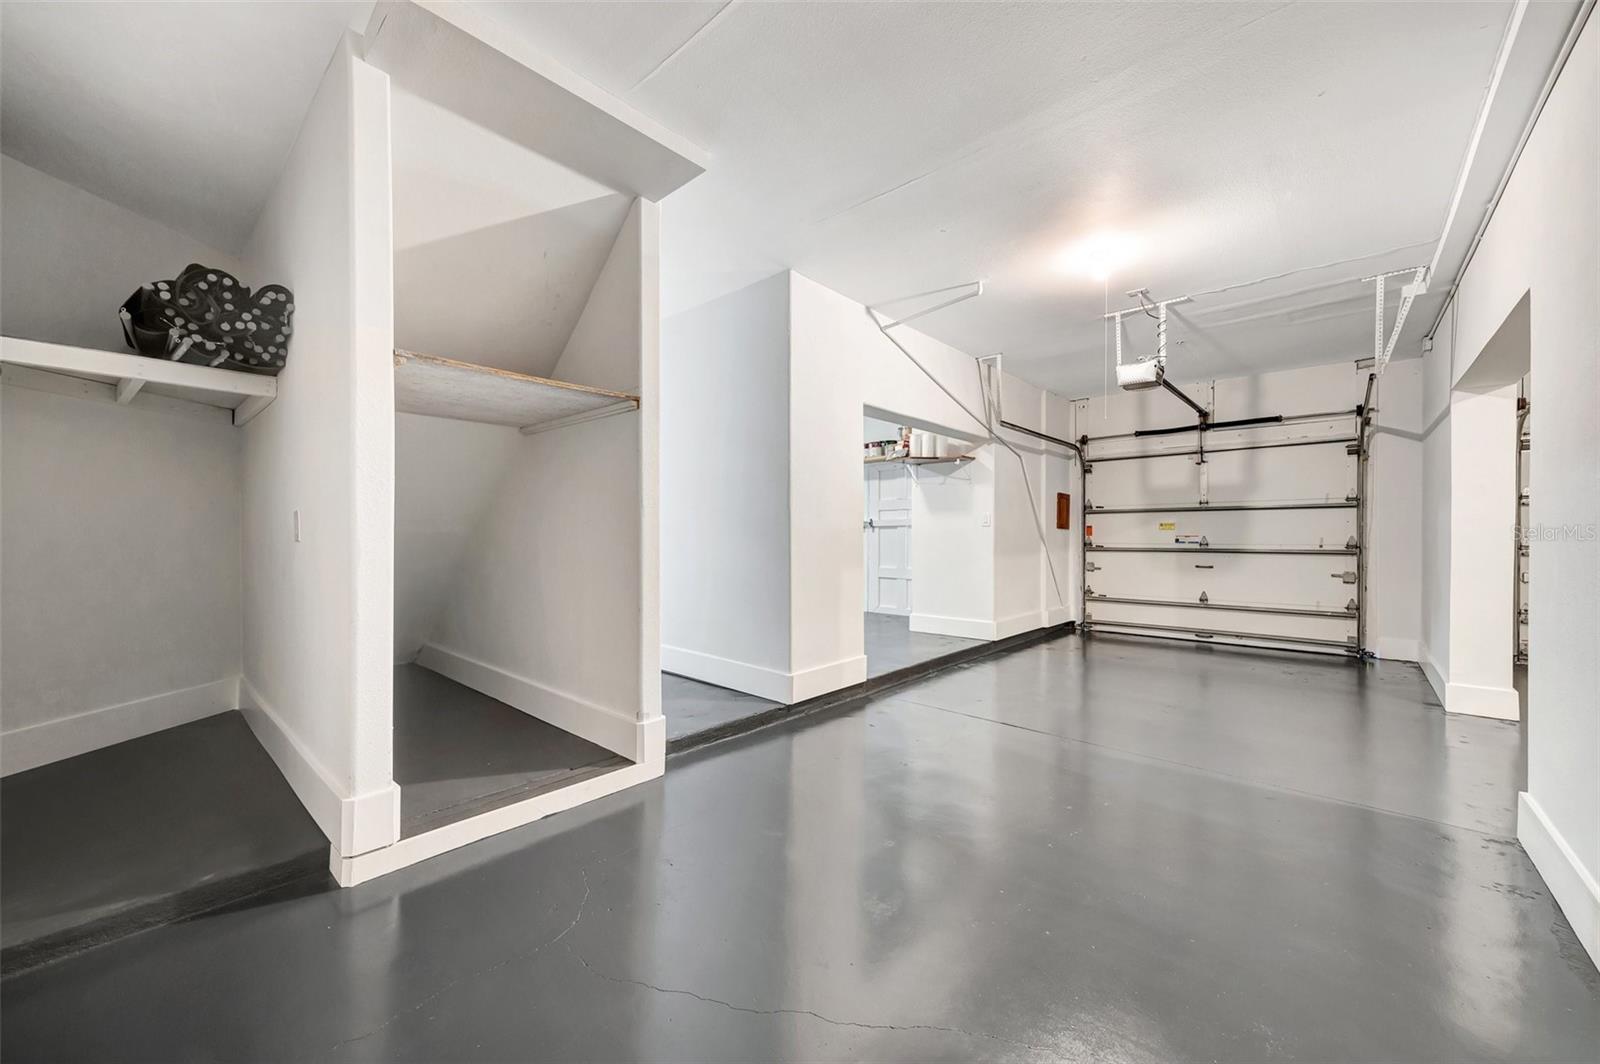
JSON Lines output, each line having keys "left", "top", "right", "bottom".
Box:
{"left": 428, "top": 198, "right": 663, "bottom": 763}
{"left": 863, "top": 415, "right": 901, "bottom": 444}
{"left": 389, "top": 85, "right": 635, "bottom": 379}
{"left": 0, "top": 379, "right": 243, "bottom": 774}
{"left": 1420, "top": 310, "right": 1454, "bottom": 695}
{"left": 788, "top": 273, "right": 1070, "bottom": 680}
{"left": 660, "top": 272, "right": 792, "bottom": 700}
{"left": 392, "top": 413, "right": 520, "bottom": 662}
{"left": 660, "top": 270, "right": 1078, "bottom": 703}
{"left": 0, "top": 155, "right": 247, "bottom": 775}
{"left": 907, "top": 452, "right": 995, "bottom": 639}
{"left": 1366, "top": 360, "right": 1424, "bottom": 662}
{"left": 1045, "top": 391, "right": 1081, "bottom": 626}
{"left": 0, "top": 155, "right": 248, "bottom": 351}
{"left": 238, "top": 43, "right": 397, "bottom": 857}
{"left": 1423, "top": 12, "right": 1598, "bottom": 965}
{"left": 1445, "top": 382, "right": 1520, "bottom": 719}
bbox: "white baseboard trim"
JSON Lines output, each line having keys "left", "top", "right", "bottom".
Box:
{"left": 238, "top": 677, "right": 399, "bottom": 857}
{"left": 1445, "top": 679, "right": 1520, "bottom": 721}
{"left": 1374, "top": 636, "right": 1419, "bottom": 662}
{"left": 419, "top": 643, "right": 646, "bottom": 760}
{"left": 1, "top": 676, "right": 239, "bottom": 777}
{"left": 1419, "top": 645, "right": 1447, "bottom": 704}
{"left": 1518, "top": 791, "right": 1600, "bottom": 968}
{"left": 790, "top": 654, "right": 867, "bottom": 702}
{"left": 333, "top": 759, "right": 661, "bottom": 887}
{"left": 661, "top": 644, "right": 794, "bottom": 703}
{"left": 995, "top": 610, "right": 1045, "bottom": 641}
{"left": 910, "top": 612, "right": 996, "bottom": 641}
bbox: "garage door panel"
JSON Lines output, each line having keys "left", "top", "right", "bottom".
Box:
{"left": 1085, "top": 508, "right": 1357, "bottom": 548}
{"left": 1085, "top": 599, "right": 1357, "bottom": 647}
{"left": 1087, "top": 552, "right": 1355, "bottom": 609}
{"left": 1087, "top": 445, "right": 1355, "bottom": 510}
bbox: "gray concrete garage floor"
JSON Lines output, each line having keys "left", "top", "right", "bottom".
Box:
{"left": 0, "top": 712, "right": 328, "bottom": 975}
{"left": 395, "top": 664, "right": 626, "bottom": 837}
{"left": 864, "top": 611, "right": 986, "bottom": 678}
{"left": 5, "top": 634, "right": 1596, "bottom": 1062}
{"left": 662, "top": 613, "right": 987, "bottom": 745}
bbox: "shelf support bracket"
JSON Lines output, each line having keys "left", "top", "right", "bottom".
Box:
{"left": 115, "top": 378, "right": 145, "bottom": 405}
{"left": 519, "top": 399, "right": 638, "bottom": 436}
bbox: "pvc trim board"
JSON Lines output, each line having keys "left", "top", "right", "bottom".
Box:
{"left": 238, "top": 678, "right": 401, "bottom": 857}
{"left": 0, "top": 678, "right": 239, "bottom": 777}
{"left": 1518, "top": 791, "right": 1600, "bottom": 968}
{"left": 789, "top": 654, "right": 868, "bottom": 704}
{"left": 393, "top": 350, "right": 638, "bottom": 431}
{"left": 417, "top": 643, "right": 648, "bottom": 761}
{"left": 661, "top": 645, "right": 796, "bottom": 704}
{"left": 363, "top": 1, "right": 706, "bottom": 200}
{"left": 1445, "top": 679, "right": 1521, "bottom": 720}
{"left": 911, "top": 613, "right": 1000, "bottom": 641}
{"left": 332, "top": 759, "right": 660, "bottom": 886}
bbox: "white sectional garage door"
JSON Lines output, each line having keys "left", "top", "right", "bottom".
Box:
{"left": 1080, "top": 376, "right": 1372, "bottom": 657}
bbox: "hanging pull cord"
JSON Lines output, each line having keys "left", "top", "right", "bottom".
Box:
{"left": 866, "top": 307, "right": 1069, "bottom": 610}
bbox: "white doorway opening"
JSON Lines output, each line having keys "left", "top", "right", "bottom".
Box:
{"left": 864, "top": 415, "right": 912, "bottom": 615}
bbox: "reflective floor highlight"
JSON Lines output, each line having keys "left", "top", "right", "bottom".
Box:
{"left": 3, "top": 634, "right": 1594, "bottom": 1062}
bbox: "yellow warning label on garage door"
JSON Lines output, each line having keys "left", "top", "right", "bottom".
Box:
{"left": 1158, "top": 521, "right": 1176, "bottom": 531}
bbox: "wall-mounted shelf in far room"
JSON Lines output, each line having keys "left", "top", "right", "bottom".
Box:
{"left": 864, "top": 454, "right": 974, "bottom": 467}
{"left": 0, "top": 336, "right": 276, "bottom": 426}
{"left": 393, "top": 350, "right": 639, "bottom": 435}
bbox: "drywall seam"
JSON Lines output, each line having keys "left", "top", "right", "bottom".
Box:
{"left": 0, "top": 678, "right": 239, "bottom": 777}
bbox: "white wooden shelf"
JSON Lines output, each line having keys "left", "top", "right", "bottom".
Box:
{"left": 393, "top": 350, "right": 639, "bottom": 434}
{"left": 0, "top": 336, "right": 276, "bottom": 426}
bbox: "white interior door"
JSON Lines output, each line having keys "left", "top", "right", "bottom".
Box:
{"left": 865, "top": 464, "right": 913, "bottom": 615}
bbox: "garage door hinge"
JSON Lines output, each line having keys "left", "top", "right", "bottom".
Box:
{"left": 1331, "top": 571, "right": 1357, "bottom": 584}
{"left": 1346, "top": 537, "right": 1359, "bottom": 550}
{"left": 1086, "top": 561, "right": 1100, "bottom": 572}
{"left": 1198, "top": 591, "right": 1209, "bottom": 604}
{"left": 1346, "top": 598, "right": 1358, "bottom": 612}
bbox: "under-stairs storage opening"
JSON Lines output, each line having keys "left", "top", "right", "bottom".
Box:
{"left": 362, "top": 0, "right": 696, "bottom": 880}
{"left": 0, "top": 156, "right": 259, "bottom": 777}
{"left": 0, "top": 151, "right": 333, "bottom": 969}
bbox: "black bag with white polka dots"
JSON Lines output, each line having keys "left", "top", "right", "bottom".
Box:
{"left": 118, "top": 264, "right": 294, "bottom": 375}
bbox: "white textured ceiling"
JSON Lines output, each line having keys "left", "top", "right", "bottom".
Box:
{"left": 478, "top": 0, "right": 1554, "bottom": 396}
{"left": 0, "top": 0, "right": 372, "bottom": 251}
